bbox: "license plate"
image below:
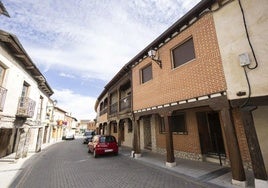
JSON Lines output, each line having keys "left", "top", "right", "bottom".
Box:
{"left": 105, "top": 149, "right": 113, "bottom": 152}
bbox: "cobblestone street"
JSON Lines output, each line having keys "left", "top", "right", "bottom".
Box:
{"left": 9, "top": 139, "right": 218, "bottom": 188}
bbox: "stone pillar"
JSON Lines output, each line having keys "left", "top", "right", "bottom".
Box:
{"left": 151, "top": 114, "right": 157, "bottom": 152}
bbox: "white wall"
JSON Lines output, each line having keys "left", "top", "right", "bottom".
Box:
{"left": 0, "top": 45, "right": 50, "bottom": 121}
{"left": 213, "top": 0, "right": 268, "bottom": 100}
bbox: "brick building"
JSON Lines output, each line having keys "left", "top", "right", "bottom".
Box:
{"left": 95, "top": 0, "right": 267, "bottom": 186}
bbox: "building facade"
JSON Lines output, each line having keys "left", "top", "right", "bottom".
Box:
{"left": 213, "top": 0, "right": 268, "bottom": 186}
{"left": 95, "top": 0, "right": 268, "bottom": 186}
{"left": 95, "top": 66, "right": 133, "bottom": 147}
{"left": 0, "top": 30, "right": 54, "bottom": 158}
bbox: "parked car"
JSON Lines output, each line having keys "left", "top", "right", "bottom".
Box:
{"left": 83, "top": 130, "right": 96, "bottom": 144}
{"left": 88, "top": 135, "right": 118, "bottom": 158}
{"left": 64, "top": 131, "right": 75, "bottom": 140}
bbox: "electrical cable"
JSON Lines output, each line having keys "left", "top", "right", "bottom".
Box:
{"left": 238, "top": 0, "right": 259, "bottom": 70}
{"left": 240, "top": 66, "right": 251, "bottom": 108}
{"left": 238, "top": 0, "right": 260, "bottom": 108}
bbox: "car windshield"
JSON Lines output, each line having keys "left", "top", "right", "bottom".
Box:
{"left": 99, "top": 136, "right": 115, "bottom": 143}
{"left": 84, "top": 131, "right": 94, "bottom": 136}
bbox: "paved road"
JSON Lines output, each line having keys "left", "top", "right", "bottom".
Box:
{"left": 10, "top": 139, "right": 215, "bottom": 188}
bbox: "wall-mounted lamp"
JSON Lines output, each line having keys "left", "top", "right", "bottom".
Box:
{"left": 148, "top": 49, "right": 162, "bottom": 68}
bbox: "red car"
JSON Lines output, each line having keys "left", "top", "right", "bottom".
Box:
{"left": 88, "top": 135, "right": 118, "bottom": 158}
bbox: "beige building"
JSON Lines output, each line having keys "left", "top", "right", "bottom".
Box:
{"left": 213, "top": 0, "right": 268, "bottom": 186}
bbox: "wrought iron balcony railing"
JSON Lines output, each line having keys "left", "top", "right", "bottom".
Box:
{"left": 110, "top": 102, "right": 118, "bottom": 115}
{"left": 0, "top": 86, "right": 7, "bottom": 111}
{"left": 100, "top": 107, "right": 108, "bottom": 116}
{"left": 16, "top": 97, "right": 36, "bottom": 118}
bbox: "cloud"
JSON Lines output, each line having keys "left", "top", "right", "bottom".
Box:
{"left": 59, "top": 73, "right": 75, "bottom": 79}
{"left": 51, "top": 88, "right": 96, "bottom": 121}
{"left": 1, "top": 0, "right": 201, "bottom": 83}
{"left": 0, "top": 0, "right": 201, "bottom": 121}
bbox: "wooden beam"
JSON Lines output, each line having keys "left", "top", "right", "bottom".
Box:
{"left": 163, "top": 111, "right": 175, "bottom": 163}
{"left": 240, "top": 106, "right": 268, "bottom": 180}
{"left": 220, "top": 107, "right": 246, "bottom": 181}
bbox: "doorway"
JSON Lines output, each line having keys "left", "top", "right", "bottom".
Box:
{"left": 0, "top": 128, "right": 13, "bottom": 158}
{"left": 119, "top": 120, "right": 125, "bottom": 142}
{"left": 143, "top": 116, "right": 152, "bottom": 150}
{"left": 197, "top": 111, "right": 226, "bottom": 158}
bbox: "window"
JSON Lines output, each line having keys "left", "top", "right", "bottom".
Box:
{"left": 170, "top": 113, "right": 187, "bottom": 133}
{"left": 141, "top": 64, "right": 152, "bottom": 83}
{"left": 0, "top": 64, "right": 5, "bottom": 85}
{"left": 21, "top": 82, "right": 29, "bottom": 98}
{"left": 172, "top": 38, "right": 195, "bottom": 68}
{"left": 20, "top": 82, "right": 29, "bottom": 107}
{"left": 37, "top": 96, "right": 43, "bottom": 120}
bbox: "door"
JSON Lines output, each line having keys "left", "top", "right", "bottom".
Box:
{"left": 0, "top": 128, "right": 13, "bottom": 158}
{"left": 197, "top": 112, "right": 225, "bottom": 156}
{"left": 143, "top": 116, "right": 152, "bottom": 150}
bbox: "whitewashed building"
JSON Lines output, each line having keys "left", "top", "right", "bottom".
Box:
{"left": 0, "top": 30, "right": 54, "bottom": 158}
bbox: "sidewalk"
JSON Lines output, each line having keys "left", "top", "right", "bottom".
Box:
{"left": 119, "top": 146, "right": 255, "bottom": 188}
{"left": 0, "top": 141, "right": 60, "bottom": 188}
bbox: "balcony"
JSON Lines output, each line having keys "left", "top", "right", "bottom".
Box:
{"left": 100, "top": 107, "right": 108, "bottom": 116}
{"left": 0, "top": 86, "right": 7, "bottom": 111}
{"left": 16, "top": 97, "right": 36, "bottom": 118}
{"left": 119, "top": 95, "right": 131, "bottom": 111}
{"left": 110, "top": 102, "right": 118, "bottom": 115}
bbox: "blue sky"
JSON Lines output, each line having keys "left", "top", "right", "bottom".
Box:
{"left": 0, "top": 0, "right": 201, "bottom": 120}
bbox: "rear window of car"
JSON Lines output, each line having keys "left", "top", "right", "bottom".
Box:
{"left": 84, "top": 131, "right": 94, "bottom": 136}
{"left": 99, "top": 136, "right": 116, "bottom": 143}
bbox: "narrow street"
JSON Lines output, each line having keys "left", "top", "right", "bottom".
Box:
{"left": 10, "top": 138, "right": 217, "bottom": 188}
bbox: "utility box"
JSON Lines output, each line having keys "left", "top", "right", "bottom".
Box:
{"left": 239, "top": 53, "right": 251, "bottom": 67}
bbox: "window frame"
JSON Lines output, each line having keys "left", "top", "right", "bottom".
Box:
{"left": 0, "top": 64, "right": 6, "bottom": 86}
{"left": 170, "top": 112, "right": 187, "bottom": 134}
{"left": 140, "top": 63, "right": 153, "bottom": 84}
{"left": 171, "top": 37, "right": 196, "bottom": 69}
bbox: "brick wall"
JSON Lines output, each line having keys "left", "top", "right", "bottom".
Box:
{"left": 132, "top": 13, "right": 226, "bottom": 111}
{"left": 155, "top": 109, "right": 201, "bottom": 156}
{"left": 232, "top": 108, "right": 252, "bottom": 170}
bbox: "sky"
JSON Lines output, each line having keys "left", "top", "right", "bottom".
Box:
{"left": 0, "top": 0, "right": 201, "bottom": 121}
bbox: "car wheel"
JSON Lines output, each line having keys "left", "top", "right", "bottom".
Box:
{"left": 93, "top": 150, "right": 97, "bottom": 158}
{"left": 114, "top": 152, "right": 118, "bottom": 156}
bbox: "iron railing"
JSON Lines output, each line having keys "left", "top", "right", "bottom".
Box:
{"left": 100, "top": 107, "right": 108, "bottom": 116}
{"left": 110, "top": 102, "right": 118, "bottom": 115}
{"left": 16, "top": 97, "right": 36, "bottom": 118}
